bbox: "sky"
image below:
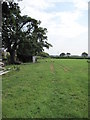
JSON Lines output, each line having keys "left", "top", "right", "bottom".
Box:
{"left": 18, "top": 0, "right": 89, "bottom": 56}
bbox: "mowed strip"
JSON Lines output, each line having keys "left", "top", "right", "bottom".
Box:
{"left": 59, "top": 65, "right": 71, "bottom": 72}
{"left": 50, "top": 63, "right": 54, "bottom": 73}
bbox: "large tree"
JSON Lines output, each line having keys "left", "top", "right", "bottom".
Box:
{"left": 2, "top": 1, "right": 24, "bottom": 63}
{"left": 2, "top": 1, "right": 52, "bottom": 64}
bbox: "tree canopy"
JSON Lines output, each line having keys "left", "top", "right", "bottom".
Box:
{"left": 60, "top": 53, "right": 65, "bottom": 57}
{"left": 66, "top": 53, "right": 71, "bottom": 57}
{"left": 81, "top": 52, "right": 88, "bottom": 58}
{"left": 2, "top": 1, "right": 52, "bottom": 64}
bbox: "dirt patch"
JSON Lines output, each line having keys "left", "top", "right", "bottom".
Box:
{"left": 50, "top": 64, "right": 54, "bottom": 73}
{"left": 63, "top": 68, "right": 68, "bottom": 72}
{"left": 59, "top": 65, "right": 71, "bottom": 72}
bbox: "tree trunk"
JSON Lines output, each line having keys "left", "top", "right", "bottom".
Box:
{"left": 10, "top": 50, "right": 16, "bottom": 64}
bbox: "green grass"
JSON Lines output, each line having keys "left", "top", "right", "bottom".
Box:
{"left": 2, "top": 59, "right": 88, "bottom": 118}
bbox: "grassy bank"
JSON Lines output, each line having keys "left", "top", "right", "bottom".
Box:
{"left": 2, "top": 59, "right": 88, "bottom": 118}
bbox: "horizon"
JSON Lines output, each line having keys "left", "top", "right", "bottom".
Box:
{"left": 47, "top": 53, "right": 88, "bottom": 56}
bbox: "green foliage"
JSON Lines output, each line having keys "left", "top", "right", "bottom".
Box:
{"left": 6, "top": 52, "right": 10, "bottom": 64}
{"left": 2, "top": 1, "right": 52, "bottom": 64}
{"left": 38, "top": 52, "right": 49, "bottom": 57}
{"left": 2, "top": 51, "right": 10, "bottom": 64}
{"left": 17, "top": 22, "right": 52, "bottom": 62}
{"left": 13, "top": 65, "right": 20, "bottom": 71}
{"left": 2, "top": 52, "right": 6, "bottom": 60}
{"left": 2, "top": 1, "right": 23, "bottom": 63}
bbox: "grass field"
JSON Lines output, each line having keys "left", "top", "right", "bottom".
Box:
{"left": 2, "top": 59, "right": 88, "bottom": 118}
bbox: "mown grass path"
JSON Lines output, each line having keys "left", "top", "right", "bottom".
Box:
{"left": 2, "top": 59, "right": 88, "bottom": 118}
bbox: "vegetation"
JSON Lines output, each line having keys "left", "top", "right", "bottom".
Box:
{"left": 60, "top": 53, "right": 65, "bottom": 57}
{"left": 2, "top": 1, "right": 52, "bottom": 64}
{"left": 38, "top": 52, "right": 49, "bottom": 58}
{"left": 81, "top": 52, "right": 88, "bottom": 58}
{"left": 66, "top": 53, "right": 71, "bottom": 57}
{"left": 2, "top": 0, "right": 88, "bottom": 119}
{"left": 50, "top": 55, "right": 88, "bottom": 59}
{"left": 2, "top": 59, "right": 88, "bottom": 118}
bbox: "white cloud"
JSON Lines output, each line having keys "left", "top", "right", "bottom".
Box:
{"left": 18, "top": 0, "right": 88, "bottom": 55}
{"left": 73, "top": 0, "right": 88, "bottom": 11}
{"left": 19, "top": 0, "right": 54, "bottom": 11}
{"left": 47, "top": 10, "right": 87, "bottom": 38}
{"left": 40, "top": 0, "right": 88, "bottom": 11}
{"left": 45, "top": 31, "right": 88, "bottom": 55}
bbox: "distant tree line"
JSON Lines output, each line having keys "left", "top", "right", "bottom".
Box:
{"left": 50, "top": 52, "right": 88, "bottom": 59}
{"left": 60, "top": 53, "right": 71, "bottom": 57}
{"left": 59, "top": 52, "right": 88, "bottom": 57}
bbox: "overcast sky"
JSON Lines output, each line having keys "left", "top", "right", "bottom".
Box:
{"left": 18, "top": 0, "right": 88, "bottom": 55}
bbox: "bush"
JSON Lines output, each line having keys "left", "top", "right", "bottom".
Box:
{"left": 6, "top": 52, "right": 10, "bottom": 64}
